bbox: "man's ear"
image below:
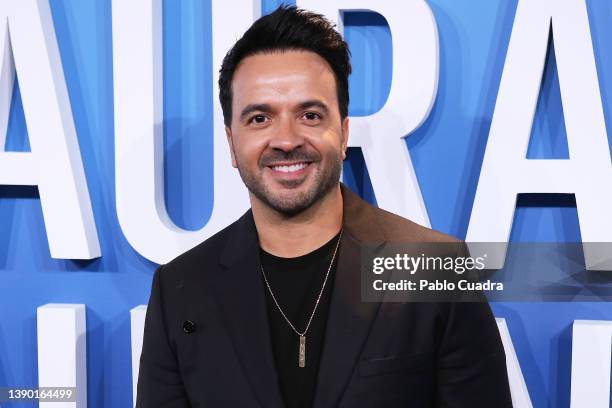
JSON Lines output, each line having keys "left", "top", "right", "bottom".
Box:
{"left": 341, "top": 116, "right": 349, "bottom": 160}
{"left": 225, "top": 126, "right": 238, "bottom": 168}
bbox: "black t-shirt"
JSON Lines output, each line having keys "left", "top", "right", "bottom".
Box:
{"left": 259, "top": 231, "right": 341, "bottom": 408}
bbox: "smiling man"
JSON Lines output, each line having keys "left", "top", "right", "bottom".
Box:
{"left": 136, "top": 6, "right": 512, "bottom": 408}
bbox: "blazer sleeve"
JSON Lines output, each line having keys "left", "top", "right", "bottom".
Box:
{"left": 136, "top": 265, "right": 190, "bottom": 408}
{"left": 434, "top": 243, "right": 514, "bottom": 407}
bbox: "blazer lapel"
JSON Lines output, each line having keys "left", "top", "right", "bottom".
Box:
{"left": 209, "top": 184, "right": 387, "bottom": 408}
{"left": 312, "top": 184, "right": 388, "bottom": 408}
{"left": 209, "top": 210, "right": 285, "bottom": 408}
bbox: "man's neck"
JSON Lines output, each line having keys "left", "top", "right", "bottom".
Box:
{"left": 251, "top": 185, "right": 343, "bottom": 258}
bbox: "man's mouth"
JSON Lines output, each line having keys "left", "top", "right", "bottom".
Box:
{"left": 268, "top": 161, "right": 312, "bottom": 173}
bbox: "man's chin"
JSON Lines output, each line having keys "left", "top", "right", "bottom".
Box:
{"left": 256, "top": 187, "right": 317, "bottom": 216}
{"left": 268, "top": 193, "right": 312, "bottom": 213}
{"left": 266, "top": 176, "right": 309, "bottom": 190}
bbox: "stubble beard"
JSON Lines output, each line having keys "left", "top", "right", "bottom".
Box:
{"left": 236, "top": 153, "right": 342, "bottom": 217}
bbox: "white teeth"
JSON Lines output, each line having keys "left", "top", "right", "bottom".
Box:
{"left": 271, "top": 162, "right": 308, "bottom": 173}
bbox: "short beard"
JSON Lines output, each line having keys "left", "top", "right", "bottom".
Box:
{"left": 237, "top": 155, "right": 342, "bottom": 217}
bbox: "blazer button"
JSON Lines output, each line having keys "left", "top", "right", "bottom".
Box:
{"left": 182, "top": 320, "right": 196, "bottom": 334}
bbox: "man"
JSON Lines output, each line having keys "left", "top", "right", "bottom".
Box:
{"left": 136, "top": 5, "right": 512, "bottom": 408}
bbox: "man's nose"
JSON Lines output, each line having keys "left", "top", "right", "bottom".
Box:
{"left": 268, "top": 116, "right": 304, "bottom": 152}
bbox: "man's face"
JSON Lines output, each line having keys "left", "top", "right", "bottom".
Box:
{"left": 226, "top": 50, "right": 349, "bottom": 216}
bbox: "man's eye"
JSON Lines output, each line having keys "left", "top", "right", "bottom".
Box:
{"left": 250, "top": 115, "right": 268, "bottom": 124}
{"left": 303, "top": 112, "right": 321, "bottom": 121}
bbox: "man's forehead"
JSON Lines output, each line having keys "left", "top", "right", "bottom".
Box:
{"left": 235, "top": 49, "right": 333, "bottom": 75}
{"left": 231, "top": 50, "right": 338, "bottom": 106}
{"left": 233, "top": 51, "right": 335, "bottom": 89}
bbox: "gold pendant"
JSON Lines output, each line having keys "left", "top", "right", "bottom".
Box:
{"left": 299, "top": 335, "right": 306, "bottom": 368}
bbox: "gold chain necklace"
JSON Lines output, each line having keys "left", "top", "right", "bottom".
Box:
{"left": 260, "top": 229, "right": 343, "bottom": 368}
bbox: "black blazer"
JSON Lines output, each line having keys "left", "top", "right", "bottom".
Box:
{"left": 136, "top": 184, "right": 513, "bottom": 407}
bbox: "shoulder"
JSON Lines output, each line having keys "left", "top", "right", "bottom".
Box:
{"left": 340, "top": 183, "right": 460, "bottom": 244}
{"left": 373, "top": 206, "right": 461, "bottom": 244}
{"left": 156, "top": 211, "right": 247, "bottom": 280}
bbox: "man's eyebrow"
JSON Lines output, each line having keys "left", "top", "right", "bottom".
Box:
{"left": 239, "top": 103, "right": 272, "bottom": 122}
{"left": 298, "top": 100, "right": 329, "bottom": 113}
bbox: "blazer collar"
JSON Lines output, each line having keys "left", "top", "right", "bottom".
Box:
{"left": 219, "top": 183, "right": 387, "bottom": 268}
{"left": 213, "top": 183, "right": 387, "bottom": 408}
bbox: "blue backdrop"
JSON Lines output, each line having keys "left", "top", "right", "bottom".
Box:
{"left": 1, "top": 0, "right": 611, "bottom": 406}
